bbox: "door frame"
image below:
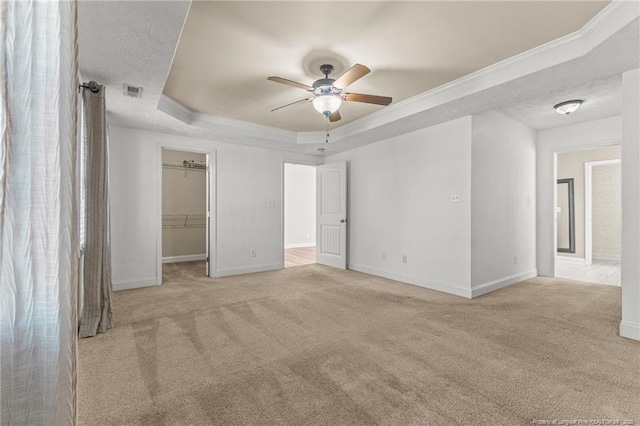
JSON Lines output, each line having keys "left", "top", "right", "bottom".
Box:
{"left": 584, "top": 158, "right": 621, "bottom": 266}
{"left": 551, "top": 141, "right": 619, "bottom": 277}
{"left": 280, "top": 158, "right": 319, "bottom": 269}
{"left": 157, "top": 145, "right": 217, "bottom": 284}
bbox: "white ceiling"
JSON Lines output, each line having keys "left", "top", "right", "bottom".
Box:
{"left": 163, "top": 1, "right": 608, "bottom": 132}
{"left": 77, "top": 1, "right": 638, "bottom": 156}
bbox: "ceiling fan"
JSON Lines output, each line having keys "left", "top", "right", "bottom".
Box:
{"left": 267, "top": 63, "right": 392, "bottom": 123}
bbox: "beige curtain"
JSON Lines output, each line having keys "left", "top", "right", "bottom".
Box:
{"left": 78, "top": 84, "right": 113, "bottom": 338}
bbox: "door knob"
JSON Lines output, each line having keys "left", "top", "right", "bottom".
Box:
{"left": 340, "top": 219, "right": 347, "bottom": 223}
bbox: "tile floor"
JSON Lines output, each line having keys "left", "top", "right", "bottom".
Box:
{"left": 555, "top": 257, "right": 621, "bottom": 286}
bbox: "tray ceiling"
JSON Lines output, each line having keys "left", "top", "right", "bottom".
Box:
{"left": 163, "top": 1, "right": 608, "bottom": 132}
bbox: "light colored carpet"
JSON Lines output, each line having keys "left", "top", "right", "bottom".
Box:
{"left": 78, "top": 262, "right": 639, "bottom": 425}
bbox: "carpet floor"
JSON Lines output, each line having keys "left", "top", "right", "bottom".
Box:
{"left": 78, "top": 262, "right": 639, "bottom": 425}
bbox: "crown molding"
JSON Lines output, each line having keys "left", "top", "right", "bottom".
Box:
{"left": 158, "top": 93, "right": 299, "bottom": 145}
{"left": 191, "top": 110, "right": 297, "bottom": 144}
{"left": 157, "top": 93, "right": 192, "bottom": 125}
{"left": 158, "top": 0, "right": 639, "bottom": 152}
{"left": 300, "top": 0, "right": 639, "bottom": 147}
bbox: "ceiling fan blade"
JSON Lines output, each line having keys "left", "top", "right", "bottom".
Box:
{"left": 333, "top": 64, "right": 370, "bottom": 89}
{"left": 344, "top": 92, "right": 392, "bottom": 106}
{"left": 329, "top": 110, "right": 341, "bottom": 123}
{"left": 271, "top": 98, "right": 313, "bottom": 112}
{"left": 267, "top": 76, "right": 313, "bottom": 91}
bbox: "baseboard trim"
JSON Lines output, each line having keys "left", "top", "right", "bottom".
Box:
{"left": 619, "top": 321, "right": 640, "bottom": 341}
{"left": 471, "top": 269, "right": 538, "bottom": 298}
{"left": 284, "top": 243, "right": 316, "bottom": 249}
{"left": 113, "top": 277, "right": 157, "bottom": 292}
{"left": 593, "top": 253, "right": 621, "bottom": 261}
{"left": 215, "top": 263, "right": 282, "bottom": 278}
{"left": 348, "top": 264, "right": 471, "bottom": 298}
{"left": 537, "top": 268, "right": 553, "bottom": 278}
{"left": 557, "top": 256, "right": 587, "bottom": 266}
{"left": 162, "top": 254, "right": 207, "bottom": 264}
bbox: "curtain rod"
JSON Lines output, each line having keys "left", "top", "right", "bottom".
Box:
{"left": 79, "top": 81, "right": 100, "bottom": 93}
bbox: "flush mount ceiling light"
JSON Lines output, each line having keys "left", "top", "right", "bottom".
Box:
{"left": 554, "top": 99, "right": 583, "bottom": 115}
{"left": 313, "top": 95, "right": 342, "bottom": 116}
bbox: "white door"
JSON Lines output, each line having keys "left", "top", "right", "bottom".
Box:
{"left": 316, "top": 161, "right": 347, "bottom": 269}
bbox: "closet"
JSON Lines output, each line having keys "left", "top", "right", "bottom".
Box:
{"left": 162, "top": 149, "right": 207, "bottom": 270}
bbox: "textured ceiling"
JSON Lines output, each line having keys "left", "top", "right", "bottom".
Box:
{"left": 163, "top": 1, "right": 608, "bottom": 132}
{"left": 499, "top": 75, "right": 622, "bottom": 130}
{"left": 78, "top": 0, "right": 191, "bottom": 132}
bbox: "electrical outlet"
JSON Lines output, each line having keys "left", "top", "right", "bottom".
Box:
{"left": 402, "top": 255, "right": 408, "bottom": 263}
{"left": 382, "top": 252, "right": 387, "bottom": 261}
{"left": 450, "top": 194, "right": 461, "bottom": 203}
{"left": 250, "top": 249, "right": 256, "bottom": 257}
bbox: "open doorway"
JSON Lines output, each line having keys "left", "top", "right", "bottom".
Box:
{"left": 555, "top": 146, "right": 621, "bottom": 286}
{"left": 161, "top": 148, "right": 210, "bottom": 277}
{"left": 283, "top": 163, "right": 316, "bottom": 268}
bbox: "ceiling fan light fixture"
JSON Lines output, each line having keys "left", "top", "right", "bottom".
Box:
{"left": 554, "top": 99, "right": 583, "bottom": 115}
{"left": 268, "top": 63, "right": 391, "bottom": 123}
{"left": 313, "top": 95, "right": 341, "bottom": 116}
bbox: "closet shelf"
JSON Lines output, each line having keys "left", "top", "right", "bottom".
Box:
{"left": 162, "top": 214, "right": 206, "bottom": 229}
{"left": 162, "top": 162, "right": 207, "bottom": 173}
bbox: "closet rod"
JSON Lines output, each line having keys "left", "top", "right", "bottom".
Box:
{"left": 162, "top": 164, "right": 207, "bottom": 172}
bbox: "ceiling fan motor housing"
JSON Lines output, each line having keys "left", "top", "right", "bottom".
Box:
{"left": 312, "top": 78, "right": 339, "bottom": 95}
{"left": 313, "top": 64, "right": 343, "bottom": 97}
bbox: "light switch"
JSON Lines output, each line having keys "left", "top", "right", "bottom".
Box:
{"left": 266, "top": 199, "right": 276, "bottom": 208}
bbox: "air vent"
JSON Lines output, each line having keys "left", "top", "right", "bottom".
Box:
{"left": 123, "top": 84, "right": 143, "bottom": 98}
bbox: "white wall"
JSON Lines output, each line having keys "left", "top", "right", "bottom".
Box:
{"left": 325, "top": 113, "right": 538, "bottom": 299}
{"left": 536, "top": 115, "right": 622, "bottom": 278}
{"left": 284, "top": 163, "right": 316, "bottom": 248}
{"left": 326, "top": 117, "right": 473, "bottom": 297}
{"left": 470, "top": 111, "right": 537, "bottom": 296}
{"left": 621, "top": 68, "right": 640, "bottom": 341}
{"left": 109, "top": 125, "right": 319, "bottom": 290}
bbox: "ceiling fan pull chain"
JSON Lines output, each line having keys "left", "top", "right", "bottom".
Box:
{"left": 325, "top": 122, "right": 330, "bottom": 144}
